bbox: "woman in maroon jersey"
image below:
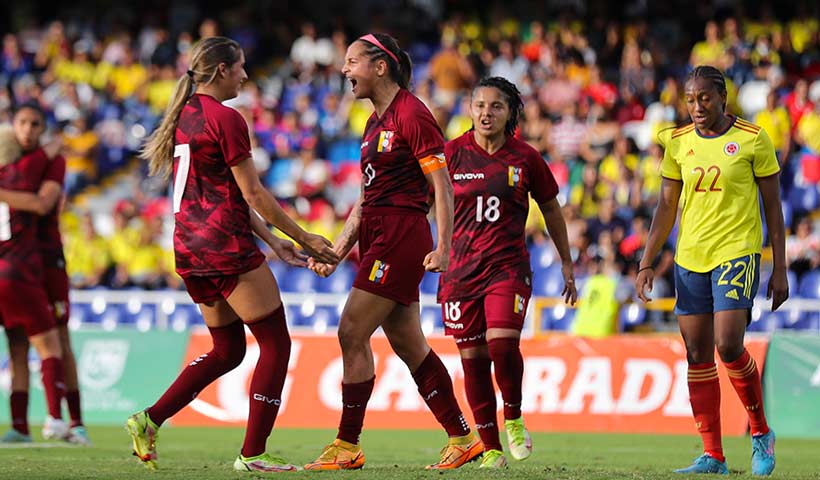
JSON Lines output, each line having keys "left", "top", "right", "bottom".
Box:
{"left": 439, "top": 77, "right": 576, "bottom": 468}
{"left": 128, "top": 36, "right": 339, "bottom": 473}
{"left": 304, "top": 33, "right": 480, "bottom": 471}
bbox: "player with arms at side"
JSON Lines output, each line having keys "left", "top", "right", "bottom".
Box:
{"left": 127, "top": 37, "right": 339, "bottom": 472}
{"left": 439, "top": 77, "right": 577, "bottom": 468}
{"left": 0, "top": 103, "right": 70, "bottom": 442}
{"left": 305, "top": 33, "right": 481, "bottom": 470}
{"left": 636, "top": 66, "right": 786, "bottom": 476}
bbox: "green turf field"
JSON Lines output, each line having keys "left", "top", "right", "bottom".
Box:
{"left": 0, "top": 426, "right": 818, "bottom": 479}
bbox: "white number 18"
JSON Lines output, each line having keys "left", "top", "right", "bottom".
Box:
{"left": 475, "top": 195, "right": 500, "bottom": 223}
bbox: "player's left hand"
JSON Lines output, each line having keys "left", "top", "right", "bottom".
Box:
{"left": 561, "top": 261, "right": 578, "bottom": 306}
{"left": 423, "top": 248, "right": 449, "bottom": 273}
{"left": 767, "top": 267, "right": 789, "bottom": 311}
{"left": 270, "top": 238, "right": 309, "bottom": 267}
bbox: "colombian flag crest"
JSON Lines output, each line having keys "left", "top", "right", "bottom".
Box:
{"left": 514, "top": 294, "right": 525, "bottom": 314}
{"left": 508, "top": 166, "right": 521, "bottom": 187}
{"left": 369, "top": 260, "right": 390, "bottom": 284}
{"left": 377, "top": 131, "right": 395, "bottom": 152}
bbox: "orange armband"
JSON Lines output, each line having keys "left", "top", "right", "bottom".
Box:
{"left": 419, "top": 153, "right": 447, "bottom": 175}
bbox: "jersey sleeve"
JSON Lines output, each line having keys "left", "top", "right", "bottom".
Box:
{"left": 660, "top": 140, "right": 682, "bottom": 180}
{"left": 752, "top": 128, "right": 781, "bottom": 178}
{"left": 396, "top": 97, "right": 445, "bottom": 160}
{"left": 215, "top": 107, "right": 252, "bottom": 167}
{"left": 43, "top": 155, "right": 66, "bottom": 186}
{"left": 529, "top": 150, "right": 559, "bottom": 204}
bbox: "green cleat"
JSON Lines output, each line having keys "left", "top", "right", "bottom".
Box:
{"left": 479, "top": 449, "right": 508, "bottom": 469}
{"left": 126, "top": 411, "right": 159, "bottom": 470}
{"left": 505, "top": 417, "right": 532, "bottom": 461}
{"left": 0, "top": 429, "right": 32, "bottom": 443}
{"left": 234, "top": 452, "right": 300, "bottom": 472}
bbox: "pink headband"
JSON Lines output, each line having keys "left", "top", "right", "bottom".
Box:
{"left": 358, "top": 34, "right": 399, "bottom": 64}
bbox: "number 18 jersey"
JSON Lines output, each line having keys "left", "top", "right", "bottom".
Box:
{"left": 438, "top": 132, "right": 559, "bottom": 302}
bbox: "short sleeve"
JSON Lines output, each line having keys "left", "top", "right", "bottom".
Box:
{"left": 529, "top": 150, "right": 559, "bottom": 204}
{"left": 216, "top": 107, "right": 252, "bottom": 167}
{"left": 753, "top": 128, "right": 780, "bottom": 178}
{"left": 396, "top": 95, "right": 444, "bottom": 159}
{"left": 660, "top": 141, "right": 682, "bottom": 180}
{"left": 43, "top": 155, "right": 66, "bottom": 186}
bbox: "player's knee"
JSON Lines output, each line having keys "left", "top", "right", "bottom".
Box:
{"left": 683, "top": 341, "right": 713, "bottom": 364}
{"left": 337, "top": 322, "right": 366, "bottom": 352}
{"left": 716, "top": 338, "right": 744, "bottom": 363}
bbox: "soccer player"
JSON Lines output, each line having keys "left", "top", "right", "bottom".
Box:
{"left": 0, "top": 102, "right": 69, "bottom": 441}
{"left": 0, "top": 114, "right": 90, "bottom": 445}
{"left": 304, "top": 33, "right": 480, "bottom": 470}
{"left": 636, "top": 65, "right": 787, "bottom": 476}
{"left": 127, "top": 36, "right": 339, "bottom": 472}
{"left": 439, "top": 77, "right": 577, "bottom": 468}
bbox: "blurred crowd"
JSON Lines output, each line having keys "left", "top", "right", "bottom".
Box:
{"left": 1, "top": 2, "right": 819, "bottom": 305}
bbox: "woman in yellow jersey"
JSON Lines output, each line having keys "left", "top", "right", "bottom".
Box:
{"left": 636, "top": 66, "right": 788, "bottom": 476}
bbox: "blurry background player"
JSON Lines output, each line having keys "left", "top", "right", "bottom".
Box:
{"left": 0, "top": 103, "right": 69, "bottom": 442}
{"left": 636, "top": 65, "right": 787, "bottom": 476}
{"left": 126, "top": 36, "right": 339, "bottom": 473}
{"left": 305, "top": 33, "right": 481, "bottom": 471}
{"left": 0, "top": 107, "right": 89, "bottom": 445}
{"left": 439, "top": 77, "right": 577, "bottom": 469}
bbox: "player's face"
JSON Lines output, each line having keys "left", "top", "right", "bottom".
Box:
{"left": 342, "top": 41, "right": 379, "bottom": 99}
{"left": 684, "top": 77, "right": 725, "bottom": 132}
{"left": 222, "top": 50, "right": 247, "bottom": 99}
{"left": 470, "top": 87, "right": 510, "bottom": 140}
{"left": 12, "top": 108, "right": 45, "bottom": 151}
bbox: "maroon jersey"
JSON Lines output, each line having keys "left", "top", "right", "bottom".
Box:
{"left": 173, "top": 93, "right": 264, "bottom": 277}
{"left": 38, "top": 155, "right": 66, "bottom": 269}
{"left": 438, "top": 132, "right": 559, "bottom": 301}
{"left": 360, "top": 89, "right": 445, "bottom": 215}
{"left": 0, "top": 148, "right": 50, "bottom": 285}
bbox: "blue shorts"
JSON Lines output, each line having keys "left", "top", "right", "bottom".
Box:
{"left": 674, "top": 254, "right": 760, "bottom": 316}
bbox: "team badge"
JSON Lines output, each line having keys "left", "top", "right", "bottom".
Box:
{"left": 724, "top": 141, "right": 739, "bottom": 156}
{"left": 508, "top": 166, "right": 521, "bottom": 187}
{"left": 368, "top": 260, "right": 390, "bottom": 284}
{"left": 513, "top": 294, "right": 525, "bottom": 314}
{"left": 377, "top": 131, "right": 395, "bottom": 152}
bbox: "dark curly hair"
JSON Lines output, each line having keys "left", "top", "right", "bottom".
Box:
{"left": 473, "top": 77, "right": 524, "bottom": 137}
{"left": 686, "top": 65, "right": 728, "bottom": 111}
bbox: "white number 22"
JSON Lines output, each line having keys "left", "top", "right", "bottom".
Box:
{"left": 173, "top": 144, "right": 191, "bottom": 214}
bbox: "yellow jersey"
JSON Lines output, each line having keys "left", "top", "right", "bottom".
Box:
{"left": 660, "top": 117, "right": 780, "bottom": 272}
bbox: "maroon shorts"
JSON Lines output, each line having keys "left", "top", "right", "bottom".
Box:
{"left": 0, "top": 280, "right": 56, "bottom": 337}
{"left": 353, "top": 213, "right": 432, "bottom": 306}
{"left": 440, "top": 282, "right": 532, "bottom": 348}
{"left": 44, "top": 267, "right": 70, "bottom": 325}
{"left": 183, "top": 275, "right": 240, "bottom": 304}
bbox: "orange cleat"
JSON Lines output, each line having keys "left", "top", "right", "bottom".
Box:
{"left": 304, "top": 438, "right": 366, "bottom": 471}
{"left": 425, "top": 432, "right": 483, "bottom": 470}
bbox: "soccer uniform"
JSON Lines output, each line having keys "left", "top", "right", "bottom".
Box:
{"left": 661, "top": 116, "right": 780, "bottom": 315}
{"left": 0, "top": 148, "right": 56, "bottom": 336}
{"left": 39, "top": 155, "right": 70, "bottom": 324}
{"left": 438, "top": 133, "right": 559, "bottom": 346}
{"left": 173, "top": 93, "right": 265, "bottom": 303}
{"left": 352, "top": 89, "right": 447, "bottom": 305}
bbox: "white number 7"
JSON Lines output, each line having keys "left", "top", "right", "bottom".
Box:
{"left": 173, "top": 144, "right": 191, "bottom": 214}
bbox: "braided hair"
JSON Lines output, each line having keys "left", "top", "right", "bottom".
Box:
{"left": 686, "top": 65, "right": 727, "bottom": 111}
{"left": 474, "top": 77, "right": 524, "bottom": 137}
{"left": 358, "top": 33, "right": 413, "bottom": 89}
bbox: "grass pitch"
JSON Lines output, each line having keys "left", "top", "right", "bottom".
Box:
{"left": 0, "top": 426, "right": 818, "bottom": 479}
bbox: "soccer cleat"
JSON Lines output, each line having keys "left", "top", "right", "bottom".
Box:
{"left": 234, "top": 453, "right": 300, "bottom": 472}
{"left": 751, "top": 429, "right": 775, "bottom": 476}
{"left": 505, "top": 417, "right": 533, "bottom": 460}
{"left": 304, "top": 439, "right": 365, "bottom": 470}
{"left": 0, "top": 429, "right": 32, "bottom": 443}
{"left": 67, "top": 425, "right": 92, "bottom": 446}
{"left": 126, "top": 411, "right": 159, "bottom": 470}
{"left": 425, "top": 431, "right": 483, "bottom": 470}
{"left": 42, "top": 416, "right": 69, "bottom": 441}
{"left": 674, "top": 453, "right": 729, "bottom": 474}
{"left": 479, "top": 449, "right": 507, "bottom": 469}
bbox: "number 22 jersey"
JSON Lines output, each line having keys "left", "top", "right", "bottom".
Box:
{"left": 438, "top": 132, "right": 559, "bottom": 302}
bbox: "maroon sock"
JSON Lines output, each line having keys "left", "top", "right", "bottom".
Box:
{"left": 412, "top": 350, "right": 470, "bottom": 437}
{"left": 65, "top": 391, "right": 82, "bottom": 427}
{"left": 488, "top": 338, "right": 523, "bottom": 420}
{"left": 241, "top": 307, "right": 291, "bottom": 457}
{"left": 461, "top": 356, "right": 502, "bottom": 451}
{"left": 337, "top": 376, "right": 375, "bottom": 444}
{"left": 40, "top": 357, "right": 65, "bottom": 420}
{"left": 10, "top": 391, "right": 29, "bottom": 435}
{"left": 146, "top": 320, "right": 245, "bottom": 426}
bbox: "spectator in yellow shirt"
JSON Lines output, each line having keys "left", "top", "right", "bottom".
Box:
{"left": 689, "top": 21, "right": 724, "bottom": 67}
{"left": 63, "top": 116, "right": 99, "bottom": 191}
{"left": 755, "top": 90, "right": 791, "bottom": 157}
{"left": 109, "top": 49, "right": 147, "bottom": 101}
{"left": 65, "top": 212, "right": 111, "bottom": 288}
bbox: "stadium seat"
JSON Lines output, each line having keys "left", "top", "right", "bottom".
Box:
{"left": 529, "top": 243, "right": 555, "bottom": 271}
{"left": 310, "top": 306, "right": 340, "bottom": 329}
{"left": 69, "top": 302, "right": 95, "bottom": 326}
{"left": 532, "top": 266, "right": 565, "bottom": 297}
{"left": 788, "top": 185, "right": 820, "bottom": 214}
{"left": 419, "top": 271, "right": 440, "bottom": 295}
{"left": 748, "top": 301, "right": 786, "bottom": 332}
{"left": 315, "top": 262, "right": 355, "bottom": 294}
{"left": 546, "top": 305, "right": 575, "bottom": 331}
{"left": 783, "top": 311, "right": 820, "bottom": 332}
{"left": 281, "top": 266, "right": 317, "bottom": 293}
{"left": 798, "top": 271, "right": 820, "bottom": 299}
{"left": 618, "top": 304, "right": 647, "bottom": 332}
{"left": 420, "top": 305, "right": 444, "bottom": 332}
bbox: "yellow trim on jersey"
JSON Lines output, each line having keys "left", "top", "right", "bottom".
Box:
{"left": 660, "top": 117, "right": 780, "bottom": 272}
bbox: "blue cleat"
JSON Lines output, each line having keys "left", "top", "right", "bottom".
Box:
{"left": 674, "top": 454, "right": 729, "bottom": 474}
{"left": 0, "top": 429, "right": 32, "bottom": 443}
{"left": 751, "top": 429, "right": 775, "bottom": 476}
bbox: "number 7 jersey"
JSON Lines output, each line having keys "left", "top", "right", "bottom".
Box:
{"left": 660, "top": 116, "right": 780, "bottom": 273}
{"left": 438, "top": 132, "right": 558, "bottom": 302}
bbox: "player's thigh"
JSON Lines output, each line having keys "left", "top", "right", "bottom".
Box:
{"left": 382, "top": 301, "right": 430, "bottom": 369}
{"left": 338, "top": 287, "right": 397, "bottom": 347}
{"left": 484, "top": 287, "right": 530, "bottom": 341}
{"left": 225, "top": 263, "right": 283, "bottom": 322}
{"left": 677, "top": 313, "right": 715, "bottom": 363}
{"left": 713, "top": 309, "right": 749, "bottom": 363}
{"left": 6, "top": 327, "right": 29, "bottom": 364}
